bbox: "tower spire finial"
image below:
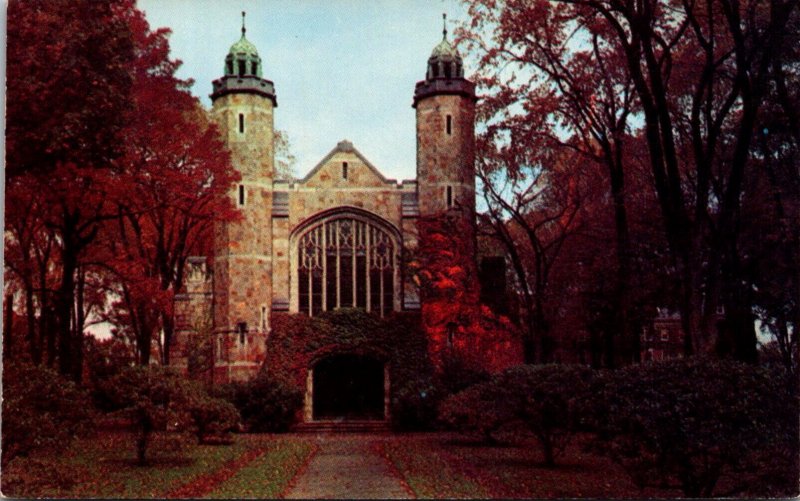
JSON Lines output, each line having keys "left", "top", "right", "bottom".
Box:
{"left": 241, "top": 11, "right": 246, "bottom": 37}
{"left": 442, "top": 13, "right": 447, "bottom": 40}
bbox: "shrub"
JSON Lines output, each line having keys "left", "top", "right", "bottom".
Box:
{"left": 221, "top": 372, "right": 303, "bottom": 433}
{"left": 439, "top": 376, "right": 515, "bottom": 444}
{"left": 1, "top": 362, "right": 95, "bottom": 465}
{"left": 586, "top": 357, "right": 799, "bottom": 497}
{"left": 183, "top": 382, "right": 240, "bottom": 444}
{"left": 84, "top": 337, "right": 136, "bottom": 411}
{"left": 99, "top": 366, "right": 195, "bottom": 465}
{"left": 439, "top": 364, "right": 593, "bottom": 466}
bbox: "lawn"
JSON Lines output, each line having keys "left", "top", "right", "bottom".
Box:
{"left": 0, "top": 431, "right": 315, "bottom": 499}
{"left": 383, "top": 433, "right": 683, "bottom": 499}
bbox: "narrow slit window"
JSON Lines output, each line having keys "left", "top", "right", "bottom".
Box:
{"left": 226, "top": 60, "right": 233, "bottom": 74}
{"left": 261, "top": 305, "right": 267, "bottom": 332}
{"left": 238, "top": 184, "right": 245, "bottom": 206}
{"left": 446, "top": 186, "right": 453, "bottom": 207}
{"left": 252, "top": 61, "right": 258, "bottom": 75}
{"left": 342, "top": 162, "right": 348, "bottom": 179}
{"left": 237, "top": 322, "right": 247, "bottom": 345}
{"left": 239, "top": 113, "right": 244, "bottom": 133}
{"left": 238, "top": 60, "right": 246, "bottom": 76}
{"left": 446, "top": 115, "right": 452, "bottom": 135}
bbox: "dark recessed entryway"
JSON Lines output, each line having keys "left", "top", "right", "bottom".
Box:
{"left": 312, "top": 354, "right": 385, "bottom": 421}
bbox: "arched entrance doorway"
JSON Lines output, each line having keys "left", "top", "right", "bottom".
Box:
{"left": 308, "top": 354, "right": 388, "bottom": 421}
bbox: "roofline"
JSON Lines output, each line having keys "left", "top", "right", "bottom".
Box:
{"left": 298, "top": 140, "right": 391, "bottom": 184}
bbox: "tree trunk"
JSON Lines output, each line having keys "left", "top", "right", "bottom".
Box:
{"left": 4, "top": 293, "right": 13, "bottom": 359}
{"left": 71, "top": 267, "right": 86, "bottom": 382}
{"left": 539, "top": 432, "right": 555, "bottom": 468}
{"left": 161, "top": 312, "right": 174, "bottom": 366}
{"left": 57, "top": 239, "right": 76, "bottom": 379}
{"left": 136, "top": 428, "right": 149, "bottom": 466}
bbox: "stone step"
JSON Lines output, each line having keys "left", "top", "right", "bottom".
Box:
{"left": 294, "top": 420, "right": 391, "bottom": 433}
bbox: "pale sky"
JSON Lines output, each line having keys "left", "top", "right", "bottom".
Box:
{"left": 137, "top": 0, "right": 471, "bottom": 181}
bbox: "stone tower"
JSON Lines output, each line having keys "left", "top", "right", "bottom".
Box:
{"left": 210, "top": 13, "right": 275, "bottom": 380}
{"left": 413, "top": 14, "right": 477, "bottom": 222}
{"left": 413, "top": 15, "right": 480, "bottom": 367}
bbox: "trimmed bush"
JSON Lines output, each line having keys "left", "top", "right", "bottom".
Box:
{"left": 1, "top": 362, "right": 95, "bottom": 465}
{"left": 440, "top": 364, "right": 593, "bottom": 466}
{"left": 219, "top": 372, "right": 302, "bottom": 433}
{"left": 585, "top": 357, "right": 799, "bottom": 497}
{"left": 183, "top": 382, "right": 240, "bottom": 444}
{"left": 98, "top": 366, "right": 239, "bottom": 464}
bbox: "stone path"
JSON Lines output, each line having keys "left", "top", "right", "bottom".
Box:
{"left": 283, "top": 435, "right": 413, "bottom": 499}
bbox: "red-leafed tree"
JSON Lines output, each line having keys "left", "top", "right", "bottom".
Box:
{"left": 6, "top": 0, "right": 137, "bottom": 380}
{"left": 461, "top": 0, "right": 799, "bottom": 362}
{"left": 5, "top": 0, "right": 238, "bottom": 378}
{"left": 462, "top": 0, "right": 640, "bottom": 365}
{"left": 101, "top": 10, "right": 238, "bottom": 366}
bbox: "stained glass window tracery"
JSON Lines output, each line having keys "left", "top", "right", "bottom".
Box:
{"left": 297, "top": 217, "right": 396, "bottom": 317}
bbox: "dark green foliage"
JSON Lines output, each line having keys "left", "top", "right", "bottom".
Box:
{"left": 586, "top": 357, "right": 799, "bottom": 497}
{"left": 219, "top": 372, "right": 302, "bottom": 433}
{"left": 1, "top": 363, "right": 95, "bottom": 465}
{"left": 182, "top": 382, "right": 240, "bottom": 444}
{"left": 99, "top": 366, "right": 239, "bottom": 464}
{"left": 265, "top": 309, "right": 437, "bottom": 430}
{"left": 84, "top": 337, "right": 136, "bottom": 411}
{"left": 439, "top": 374, "right": 514, "bottom": 444}
{"left": 440, "top": 364, "right": 593, "bottom": 466}
{"left": 100, "top": 366, "right": 191, "bottom": 465}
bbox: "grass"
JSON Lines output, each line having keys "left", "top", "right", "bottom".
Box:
{"left": 383, "top": 437, "right": 489, "bottom": 498}
{"left": 204, "top": 437, "right": 315, "bottom": 498}
{"left": 384, "top": 433, "right": 681, "bottom": 499}
{"left": 0, "top": 431, "right": 304, "bottom": 499}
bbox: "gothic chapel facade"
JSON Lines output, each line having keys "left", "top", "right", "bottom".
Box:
{"left": 173, "top": 15, "right": 517, "bottom": 424}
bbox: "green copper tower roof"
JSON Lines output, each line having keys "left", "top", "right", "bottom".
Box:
{"left": 429, "top": 14, "right": 462, "bottom": 63}
{"left": 413, "top": 13, "right": 474, "bottom": 108}
{"left": 224, "top": 11, "right": 263, "bottom": 78}
{"left": 212, "top": 11, "right": 276, "bottom": 105}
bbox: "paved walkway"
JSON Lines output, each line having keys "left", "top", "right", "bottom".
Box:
{"left": 284, "top": 435, "right": 413, "bottom": 499}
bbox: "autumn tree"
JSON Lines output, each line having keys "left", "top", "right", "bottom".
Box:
{"left": 462, "top": 0, "right": 799, "bottom": 361}
{"left": 463, "top": 0, "right": 641, "bottom": 364}
{"left": 559, "top": 0, "right": 798, "bottom": 361}
{"left": 477, "top": 149, "right": 587, "bottom": 364}
{"left": 102, "top": 10, "right": 238, "bottom": 366}
{"left": 6, "top": 0, "right": 138, "bottom": 380}
{"left": 5, "top": 0, "right": 239, "bottom": 376}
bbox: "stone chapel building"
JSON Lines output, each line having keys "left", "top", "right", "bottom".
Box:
{"left": 172, "top": 16, "right": 516, "bottom": 424}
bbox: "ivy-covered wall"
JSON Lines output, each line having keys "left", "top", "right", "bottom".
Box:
{"left": 264, "top": 309, "right": 438, "bottom": 429}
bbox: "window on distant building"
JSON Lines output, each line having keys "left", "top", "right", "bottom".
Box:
{"left": 238, "top": 60, "right": 246, "bottom": 76}
{"left": 660, "top": 329, "right": 669, "bottom": 341}
{"left": 342, "top": 162, "right": 348, "bottom": 180}
{"left": 239, "top": 113, "right": 245, "bottom": 133}
{"left": 446, "top": 186, "right": 453, "bottom": 208}
{"left": 238, "top": 184, "right": 245, "bottom": 206}
{"left": 251, "top": 61, "right": 258, "bottom": 75}
{"left": 446, "top": 115, "right": 452, "bottom": 135}
{"left": 296, "top": 215, "right": 397, "bottom": 317}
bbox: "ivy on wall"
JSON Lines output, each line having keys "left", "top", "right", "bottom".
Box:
{"left": 263, "top": 309, "right": 439, "bottom": 429}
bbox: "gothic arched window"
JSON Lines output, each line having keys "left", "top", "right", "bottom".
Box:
{"left": 295, "top": 214, "right": 398, "bottom": 317}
